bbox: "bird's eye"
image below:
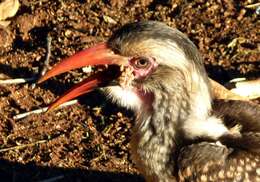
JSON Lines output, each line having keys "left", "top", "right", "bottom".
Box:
{"left": 133, "top": 57, "right": 151, "bottom": 69}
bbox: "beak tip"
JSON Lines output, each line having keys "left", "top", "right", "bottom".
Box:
{"left": 37, "top": 74, "right": 51, "bottom": 84}
{"left": 46, "top": 108, "right": 53, "bottom": 113}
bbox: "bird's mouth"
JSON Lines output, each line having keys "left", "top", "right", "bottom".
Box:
{"left": 38, "top": 43, "right": 133, "bottom": 110}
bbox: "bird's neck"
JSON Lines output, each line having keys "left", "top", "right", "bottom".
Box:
{"left": 181, "top": 74, "right": 229, "bottom": 141}
{"left": 130, "top": 85, "right": 189, "bottom": 181}
{"left": 130, "top": 76, "right": 229, "bottom": 180}
{"left": 134, "top": 73, "right": 227, "bottom": 144}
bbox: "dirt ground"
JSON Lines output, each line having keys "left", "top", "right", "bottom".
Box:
{"left": 0, "top": 0, "right": 259, "bottom": 181}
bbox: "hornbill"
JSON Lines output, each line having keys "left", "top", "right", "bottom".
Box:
{"left": 38, "top": 21, "right": 260, "bottom": 182}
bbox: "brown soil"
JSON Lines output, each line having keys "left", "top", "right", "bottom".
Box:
{"left": 0, "top": 0, "right": 259, "bottom": 181}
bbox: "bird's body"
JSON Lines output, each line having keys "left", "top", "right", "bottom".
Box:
{"left": 39, "top": 21, "right": 260, "bottom": 181}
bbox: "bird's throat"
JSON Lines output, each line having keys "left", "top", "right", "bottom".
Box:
{"left": 105, "top": 86, "right": 154, "bottom": 112}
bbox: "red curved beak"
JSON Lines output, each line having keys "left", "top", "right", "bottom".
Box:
{"left": 38, "top": 43, "right": 127, "bottom": 111}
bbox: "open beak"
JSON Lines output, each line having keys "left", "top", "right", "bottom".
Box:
{"left": 38, "top": 43, "right": 128, "bottom": 110}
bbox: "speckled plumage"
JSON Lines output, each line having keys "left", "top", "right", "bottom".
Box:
{"left": 178, "top": 142, "right": 260, "bottom": 182}
{"left": 106, "top": 21, "right": 260, "bottom": 182}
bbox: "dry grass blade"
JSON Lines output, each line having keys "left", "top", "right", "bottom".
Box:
{"left": 0, "top": 77, "right": 37, "bottom": 85}
{"left": 245, "top": 3, "right": 260, "bottom": 9}
{"left": 0, "top": 140, "right": 47, "bottom": 153}
{"left": 13, "top": 99, "right": 78, "bottom": 120}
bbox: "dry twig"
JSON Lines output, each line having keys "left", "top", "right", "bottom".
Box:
{"left": 245, "top": 3, "right": 260, "bottom": 9}
{"left": 39, "top": 34, "right": 52, "bottom": 77}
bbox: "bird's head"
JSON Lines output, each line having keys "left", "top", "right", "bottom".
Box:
{"left": 39, "top": 21, "right": 212, "bottom": 121}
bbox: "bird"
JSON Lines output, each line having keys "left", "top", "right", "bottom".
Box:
{"left": 38, "top": 21, "right": 260, "bottom": 182}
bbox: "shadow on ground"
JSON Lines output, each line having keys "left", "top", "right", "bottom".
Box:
{"left": 0, "top": 159, "right": 144, "bottom": 182}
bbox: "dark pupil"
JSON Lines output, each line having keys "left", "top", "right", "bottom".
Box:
{"left": 137, "top": 58, "right": 148, "bottom": 67}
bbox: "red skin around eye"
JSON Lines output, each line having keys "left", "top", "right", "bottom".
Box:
{"left": 129, "top": 57, "right": 158, "bottom": 80}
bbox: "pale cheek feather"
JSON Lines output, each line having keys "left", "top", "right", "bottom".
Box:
{"left": 105, "top": 86, "right": 143, "bottom": 111}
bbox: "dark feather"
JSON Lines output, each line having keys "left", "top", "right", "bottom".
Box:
{"left": 178, "top": 142, "right": 260, "bottom": 182}
{"left": 212, "top": 99, "right": 260, "bottom": 132}
{"left": 177, "top": 100, "right": 260, "bottom": 181}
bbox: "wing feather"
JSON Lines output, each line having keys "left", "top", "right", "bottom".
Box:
{"left": 178, "top": 100, "right": 260, "bottom": 181}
